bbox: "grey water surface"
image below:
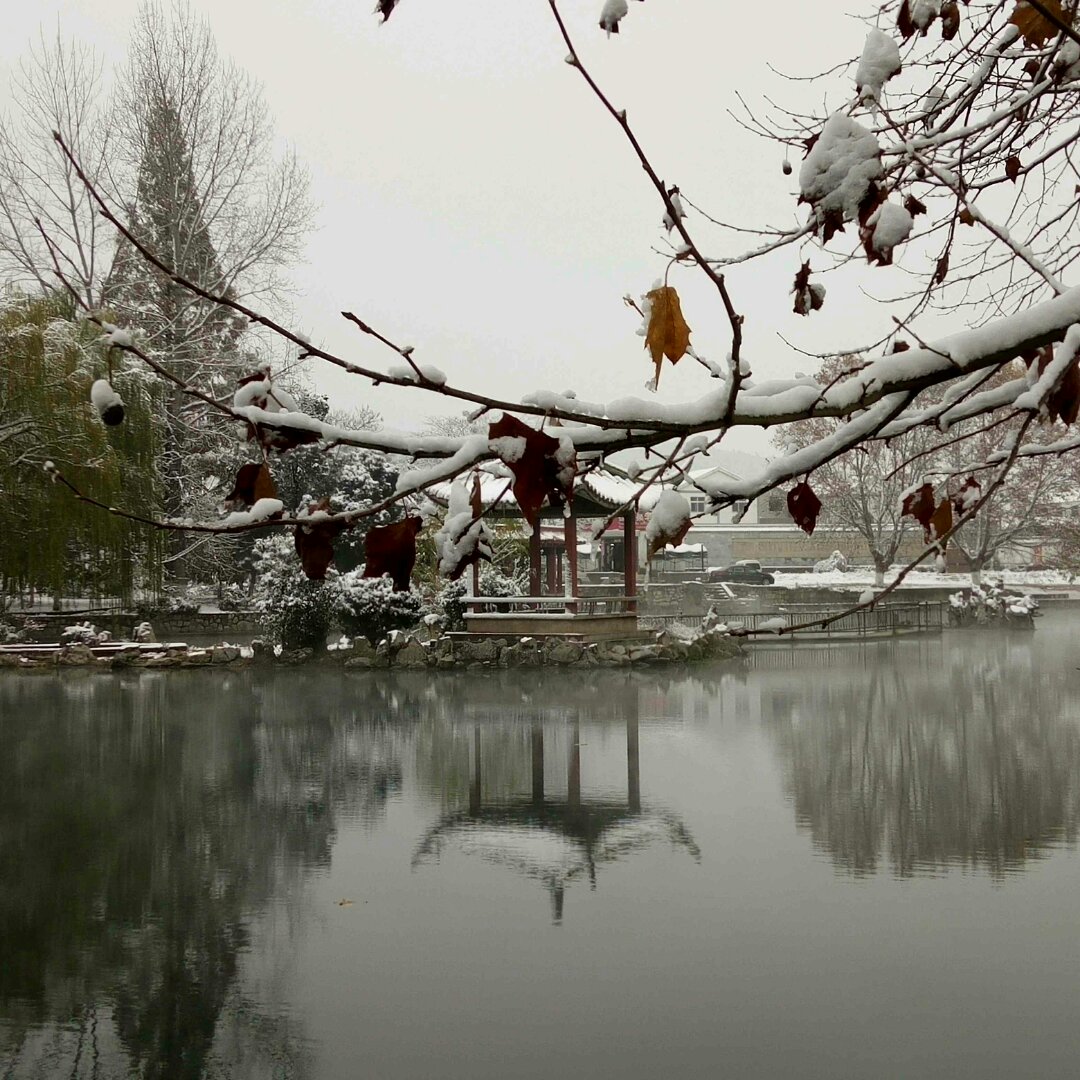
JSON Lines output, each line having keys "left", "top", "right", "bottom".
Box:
{"left": 2, "top": 613, "right": 1079, "bottom": 1079}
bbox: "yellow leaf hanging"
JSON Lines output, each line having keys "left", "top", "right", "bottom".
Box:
{"left": 644, "top": 285, "right": 691, "bottom": 387}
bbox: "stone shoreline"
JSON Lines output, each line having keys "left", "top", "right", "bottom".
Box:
{"left": 0, "top": 628, "right": 742, "bottom": 672}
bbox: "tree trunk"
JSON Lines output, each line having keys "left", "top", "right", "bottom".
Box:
{"left": 872, "top": 555, "right": 887, "bottom": 588}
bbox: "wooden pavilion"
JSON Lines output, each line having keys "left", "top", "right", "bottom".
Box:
{"left": 431, "top": 468, "right": 656, "bottom": 639}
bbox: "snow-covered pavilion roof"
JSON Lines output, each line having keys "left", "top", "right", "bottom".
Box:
{"left": 428, "top": 466, "right": 661, "bottom": 519}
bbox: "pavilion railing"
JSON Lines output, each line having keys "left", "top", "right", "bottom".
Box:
{"left": 464, "top": 594, "right": 638, "bottom": 616}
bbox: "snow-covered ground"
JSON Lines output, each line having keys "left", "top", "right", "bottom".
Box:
{"left": 771, "top": 569, "right": 1076, "bottom": 591}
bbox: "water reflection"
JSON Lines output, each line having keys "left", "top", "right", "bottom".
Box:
{"left": 0, "top": 672, "right": 405, "bottom": 1079}
{"left": 743, "top": 631, "right": 1080, "bottom": 877}
{"left": 2, "top": 626, "right": 1079, "bottom": 1078}
{"left": 412, "top": 707, "right": 700, "bottom": 923}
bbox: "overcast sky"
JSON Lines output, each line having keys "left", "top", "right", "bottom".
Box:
{"left": 0, "top": 0, "right": 910, "bottom": 455}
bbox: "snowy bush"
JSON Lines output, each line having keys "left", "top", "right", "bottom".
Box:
{"left": 337, "top": 570, "right": 423, "bottom": 645}
{"left": 253, "top": 534, "right": 338, "bottom": 651}
{"left": 216, "top": 582, "right": 253, "bottom": 611}
{"left": 61, "top": 621, "right": 110, "bottom": 646}
{"left": 948, "top": 581, "right": 1039, "bottom": 628}
{"left": 813, "top": 550, "right": 849, "bottom": 574}
{"left": 0, "top": 617, "right": 40, "bottom": 644}
{"left": 433, "top": 580, "right": 467, "bottom": 632}
{"left": 429, "top": 566, "right": 526, "bottom": 631}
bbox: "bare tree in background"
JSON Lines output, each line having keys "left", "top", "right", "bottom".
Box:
{"left": 0, "top": 1, "right": 312, "bottom": 585}
{"left": 0, "top": 32, "right": 112, "bottom": 306}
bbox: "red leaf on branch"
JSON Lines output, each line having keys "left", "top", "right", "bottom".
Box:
{"left": 294, "top": 498, "right": 349, "bottom": 580}
{"left": 792, "top": 262, "right": 826, "bottom": 315}
{"left": 375, "top": 0, "right": 400, "bottom": 22}
{"left": 940, "top": 1, "right": 961, "bottom": 39}
{"left": 897, "top": 0, "right": 916, "bottom": 38}
{"left": 903, "top": 194, "right": 927, "bottom": 217}
{"left": 363, "top": 516, "right": 423, "bottom": 591}
{"left": 928, "top": 497, "right": 953, "bottom": 544}
{"left": 787, "top": 481, "right": 822, "bottom": 535}
{"left": 1005, "top": 155, "right": 1022, "bottom": 183}
{"left": 902, "top": 482, "right": 936, "bottom": 531}
{"left": 225, "top": 462, "right": 277, "bottom": 510}
{"left": 488, "top": 414, "right": 575, "bottom": 530}
{"left": 1026, "top": 344, "right": 1080, "bottom": 425}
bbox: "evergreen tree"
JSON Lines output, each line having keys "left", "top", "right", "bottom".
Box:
{"left": 104, "top": 97, "right": 246, "bottom": 532}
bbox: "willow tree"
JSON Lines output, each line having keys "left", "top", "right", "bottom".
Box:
{"left": 0, "top": 292, "right": 161, "bottom": 605}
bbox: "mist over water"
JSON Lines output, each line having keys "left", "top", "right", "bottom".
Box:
{"left": 2, "top": 613, "right": 1079, "bottom": 1079}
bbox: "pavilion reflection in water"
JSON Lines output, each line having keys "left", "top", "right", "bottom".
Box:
{"left": 412, "top": 706, "right": 700, "bottom": 923}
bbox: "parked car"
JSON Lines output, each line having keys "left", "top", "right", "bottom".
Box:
{"left": 707, "top": 560, "right": 775, "bottom": 585}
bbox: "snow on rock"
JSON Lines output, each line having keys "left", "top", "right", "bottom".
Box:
{"left": 799, "top": 113, "right": 883, "bottom": 227}
{"left": 865, "top": 200, "right": 913, "bottom": 262}
{"left": 223, "top": 498, "right": 284, "bottom": 527}
{"left": 90, "top": 379, "right": 125, "bottom": 426}
{"left": 856, "top": 29, "right": 901, "bottom": 104}
{"left": 814, "top": 550, "right": 849, "bottom": 574}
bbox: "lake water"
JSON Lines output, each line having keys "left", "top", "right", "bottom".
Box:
{"left": 2, "top": 613, "right": 1079, "bottom": 1079}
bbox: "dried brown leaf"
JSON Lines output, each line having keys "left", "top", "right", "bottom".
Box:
{"left": 941, "top": 0, "right": 961, "bottom": 38}
{"left": 488, "top": 414, "right": 576, "bottom": 530}
{"left": 1010, "top": 0, "right": 1067, "bottom": 47}
{"left": 644, "top": 286, "right": 691, "bottom": 386}
{"left": 902, "top": 482, "right": 936, "bottom": 532}
{"left": 225, "top": 462, "right": 277, "bottom": 510}
{"left": 363, "top": 516, "right": 423, "bottom": 591}
{"left": 787, "top": 481, "right": 822, "bottom": 536}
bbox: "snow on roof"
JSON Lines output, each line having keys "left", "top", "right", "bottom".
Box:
{"left": 428, "top": 466, "right": 661, "bottom": 516}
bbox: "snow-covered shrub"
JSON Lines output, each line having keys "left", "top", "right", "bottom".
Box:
{"left": 136, "top": 591, "right": 199, "bottom": 618}
{"left": 479, "top": 565, "right": 526, "bottom": 598}
{"left": 430, "top": 566, "right": 528, "bottom": 631}
{"left": 337, "top": 571, "right": 423, "bottom": 645}
{"left": 948, "top": 581, "right": 1039, "bottom": 628}
{"left": 433, "top": 579, "right": 467, "bottom": 632}
{"left": 252, "top": 534, "right": 338, "bottom": 651}
{"left": 0, "top": 617, "right": 39, "bottom": 644}
{"left": 61, "top": 621, "right": 110, "bottom": 646}
{"left": 216, "top": 582, "right": 253, "bottom": 611}
{"left": 813, "top": 550, "right": 849, "bottom": 574}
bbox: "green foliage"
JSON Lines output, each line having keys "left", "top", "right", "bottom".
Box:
{"left": 337, "top": 571, "right": 423, "bottom": 645}
{"left": 0, "top": 292, "right": 162, "bottom": 603}
{"left": 431, "top": 566, "right": 526, "bottom": 632}
{"left": 252, "top": 534, "right": 336, "bottom": 651}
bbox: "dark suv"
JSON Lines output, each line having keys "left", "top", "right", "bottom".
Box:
{"left": 707, "top": 560, "right": 775, "bottom": 585}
